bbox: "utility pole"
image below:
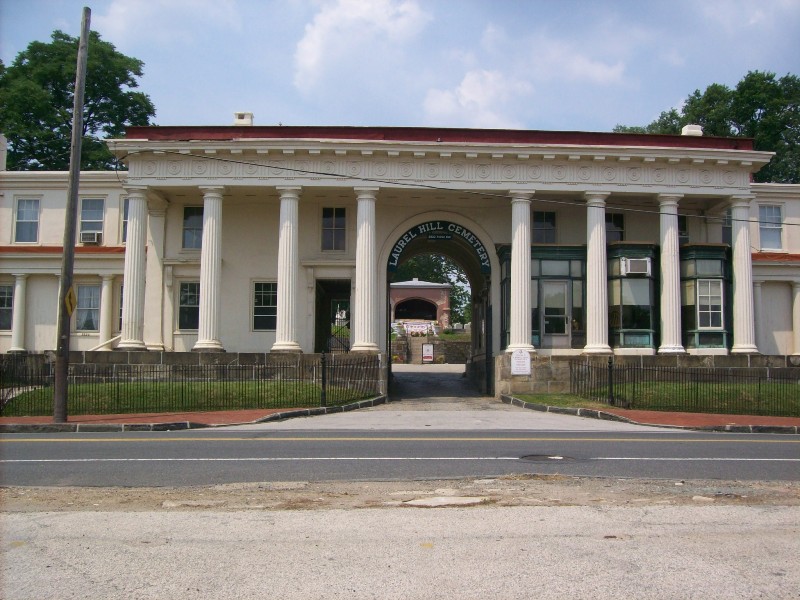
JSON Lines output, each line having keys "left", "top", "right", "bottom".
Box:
{"left": 54, "top": 7, "right": 91, "bottom": 423}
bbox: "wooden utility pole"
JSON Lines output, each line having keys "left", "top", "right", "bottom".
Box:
{"left": 54, "top": 7, "right": 91, "bottom": 423}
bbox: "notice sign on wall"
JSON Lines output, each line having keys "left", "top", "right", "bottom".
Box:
{"left": 511, "top": 349, "right": 531, "bottom": 376}
{"left": 422, "top": 343, "right": 434, "bottom": 363}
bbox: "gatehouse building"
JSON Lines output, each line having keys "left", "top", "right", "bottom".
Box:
{"left": 2, "top": 119, "right": 799, "bottom": 393}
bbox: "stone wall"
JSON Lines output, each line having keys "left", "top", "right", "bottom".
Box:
{"left": 495, "top": 352, "right": 800, "bottom": 397}
{"left": 390, "top": 337, "right": 471, "bottom": 364}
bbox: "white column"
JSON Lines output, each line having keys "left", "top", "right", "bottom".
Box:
{"left": 752, "top": 280, "right": 763, "bottom": 353}
{"left": 792, "top": 282, "right": 800, "bottom": 355}
{"left": 118, "top": 186, "right": 148, "bottom": 350}
{"left": 271, "top": 186, "right": 302, "bottom": 352}
{"left": 97, "top": 275, "right": 115, "bottom": 350}
{"left": 351, "top": 187, "right": 380, "bottom": 353}
{"left": 584, "top": 191, "right": 612, "bottom": 354}
{"left": 730, "top": 196, "right": 758, "bottom": 353}
{"left": 507, "top": 191, "right": 535, "bottom": 353}
{"left": 144, "top": 197, "right": 167, "bottom": 350}
{"left": 658, "top": 194, "right": 685, "bottom": 354}
{"left": 193, "top": 186, "right": 225, "bottom": 351}
{"left": 9, "top": 274, "right": 28, "bottom": 352}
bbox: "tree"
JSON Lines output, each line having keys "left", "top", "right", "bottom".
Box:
{"left": 0, "top": 30, "right": 155, "bottom": 170}
{"left": 614, "top": 71, "right": 800, "bottom": 183}
{"left": 392, "top": 254, "right": 472, "bottom": 325}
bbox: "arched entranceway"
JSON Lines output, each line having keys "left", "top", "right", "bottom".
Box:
{"left": 381, "top": 216, "right": 497, "bottom": 395}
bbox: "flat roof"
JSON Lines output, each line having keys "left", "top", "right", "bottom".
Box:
{"left": 125, "top": 125, "right": 754, "bottom": 151}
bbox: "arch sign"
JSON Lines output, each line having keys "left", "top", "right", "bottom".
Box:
{"left": 387, "top": 220, "right": 491, "bottom": 273}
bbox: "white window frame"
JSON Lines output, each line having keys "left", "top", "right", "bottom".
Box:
{"left": 696, "top": 279, "right": 723, "bottom": 330}
{"left": 14, "top": 197, "right": 40, "bottom": 243}
{"left": 121, "top": 198, "right": 129, "bottom": 244}
{"left": 252, "top": 281, "right": 278, "bottom": 331}
{"left": 182, "top": 206, "right": 203, "bottom": 250}
{"left": 177, "top": 281, "right": 200, "bottom": 331}
{"left": 80, "top": 197, "right": 105, "bottom": 236}
{"left": 0, "top": 284, "right": 13, "bottom": 331}
{"left": 532, "top": 211, "right": 556, "bottom": 244}
{"left": 75, "top": 284, "right": 101, "bottom": 332}
{"left": 758, "top": 204, "right": 783, "bottom": 251}
{"left": 321, "top": 207, "right": 346, "bottom": 252}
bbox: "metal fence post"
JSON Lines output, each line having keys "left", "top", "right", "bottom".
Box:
{"left": 320, "top": 352, "right": 327, "bottom": 407}
{"left": 607, "top": 356, "right": 615, "bottom": 406}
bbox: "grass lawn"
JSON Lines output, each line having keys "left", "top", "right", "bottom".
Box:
{"left": 1, "top": 381, "right": 375, "bottom": 417}
{"left": 517, "top": 382, "right": 800, "bottom": 417}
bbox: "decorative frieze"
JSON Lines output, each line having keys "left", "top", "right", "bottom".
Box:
{"left": 125, "top": 150, "right": 754, "bottom": 194}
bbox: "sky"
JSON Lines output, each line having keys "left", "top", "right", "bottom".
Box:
{"left": 1, "top": 0, "right": 799, "bottom": 132}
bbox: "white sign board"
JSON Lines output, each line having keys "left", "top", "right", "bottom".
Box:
{"left": 510, "top": 349, "right": 531, "bottom": 376}
{"left": 422, "top": 343, "right": 434, "bottom": 363}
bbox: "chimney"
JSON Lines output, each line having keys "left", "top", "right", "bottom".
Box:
{"left": 233, "top": 112, "right": 254, "bottom": 126}
{"left": 681, "top": 124, "right": 703, "bottom": 137}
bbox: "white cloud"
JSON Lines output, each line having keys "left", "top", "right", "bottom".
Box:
{"left": 423, "top": 69, "right": 533, "bottom": 129}
{"left": 93, "top": 0, "right": 242, "bottom": 48}
{"left": 293, "top": 0, "right": 431, "bottom": 91}
{"left": 696, "top": 0, "right": 799, "bottom": 32}
{"left": 528, "top": 38, "right": 625, "bottom": 85}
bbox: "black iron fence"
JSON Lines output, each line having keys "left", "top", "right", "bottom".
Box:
{"left": 0, "top": 353, "right": 382, "bottom": 417}
{"left": 570, "top": 359, "right": 800, "bottom": 417}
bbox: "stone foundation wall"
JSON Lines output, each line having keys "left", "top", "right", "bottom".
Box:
{"left": 495, "top": 353, "right": 800, "bottom": 398}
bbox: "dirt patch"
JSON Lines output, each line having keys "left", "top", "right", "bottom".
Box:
{"left": 2, "top": 476, "right": 798, "bottom": 513}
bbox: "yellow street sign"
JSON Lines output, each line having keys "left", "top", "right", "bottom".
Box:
{"left": 65, "top": 286, "right": 77, "bottom": 316}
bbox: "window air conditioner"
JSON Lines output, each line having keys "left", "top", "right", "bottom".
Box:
{"left": 620, "top": 257, "right": 650, "bottom": 276}
{"left": 80, "top": 231, "right": 102, "bottom": 245}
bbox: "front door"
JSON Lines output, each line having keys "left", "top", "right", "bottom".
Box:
{"left": 542, "top": 280, "right": 570, "bottom": 349}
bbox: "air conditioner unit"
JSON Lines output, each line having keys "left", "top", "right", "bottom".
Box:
{"left": 620, "top": 257, "right": 650, "bottom": 276}
{"left": 80, "top": 231, "right": 102, "bottom": 245}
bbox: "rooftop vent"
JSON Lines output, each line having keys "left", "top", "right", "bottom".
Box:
{"left": 681, "top": 124, "right": 703, "bottom": 136}
{"left": 233, "top": 112, "right": 254, "bottom": 126}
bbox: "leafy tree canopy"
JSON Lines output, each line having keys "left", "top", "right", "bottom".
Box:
{"left": 392, "top": 254, "right": 472, "bottom": 325}
{"left": 614, "top": 71, "right": 800, "bottom": 183}
{"left": 0, "top": 30, "right": 155, "bottom": 170}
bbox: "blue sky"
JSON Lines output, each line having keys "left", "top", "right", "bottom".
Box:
{"left": 2, "top": 0, "right": 799, "bottom": 131}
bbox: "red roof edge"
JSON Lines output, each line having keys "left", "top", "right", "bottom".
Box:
{"left": 752, "top": 252, "right": 800, "bottom": 263}
{"left": 125, "top": 125, "right": 755, "bottom": 151}
{"left": 0, "top": 246, "right": 126, "bottom": 254}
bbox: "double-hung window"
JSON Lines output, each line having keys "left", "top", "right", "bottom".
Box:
{"left": 605, "top": 213, "right": 624, "bottom": 242}
{"left": 532, "top": 211, "right": 556, "bottom": 244}
{"left": 322, "top": 207, "right": 346, "bottom": 251}
{"left": 121, "top": 198, "right": 129, "bottom": 243}
{"left": 721, "top": 209, "right": 733, "bottom": 246}
{"left": 80, "top": 198, "right": 105, "bottom": 236}
{"left": 697, "top": 279, "right": 723, "bottom": 329}
{"left": 183, "top": 207, "right": 203, "bottom": 249}
{"left": 0, "top": 285, "right": 12, "bottom": 330}
{"left": 76, "top": 285, "right": 100, "bottom": 331}
{"left": 253, "top": 282, "right": 277, "bottom": 330}
{"left": 178, "top": 282, "right": 200, "bottom": 330}
{"left": 759, "top": 204, "right": 783, "bottom": 250}
{"left": 14, "top": 198, "right": 40, "bottom": 243}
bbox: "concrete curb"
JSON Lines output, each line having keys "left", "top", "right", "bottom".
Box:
{"left": 500, "top": 395, "right": 800, "bottom": 435}
{"left": 0, "top": 395, "right": 389, "bottom": 434}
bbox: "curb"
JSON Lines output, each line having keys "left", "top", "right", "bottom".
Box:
{"left": 500, "top": 395, "right": 800, "bottom": 434}
{"left": 0, "top": 395, "right": 389, "bottom": 434}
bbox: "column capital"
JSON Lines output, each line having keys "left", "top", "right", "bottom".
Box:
{"left": 657, "top": 193, "right": 683, "bottom": 205}
{"left": 729, "top": 194, "right": 755, "bottom": 208}
{"left": 584, "top": 191, "right": 610, "bottom": 205}
{"left": 101, "top": 274, "right": 116, "bottom": 283}
{"left": 11, "top": 273, "right": 29, "bottom": 281}
{"left": 508, "top": 190, "right": 534, "bottom": 202}
{"left": 354, "top": 186, "right": 379, "bottom": 197}
{"left": 276, "top": 186, "right": 302, "bottom": 199}
{"left": 199, "top": 185, "right": 225, "bottom": 198}
{"left": 123, "top": 185, "right": 148, "bottom": 199}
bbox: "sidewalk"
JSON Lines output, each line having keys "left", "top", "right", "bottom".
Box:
{"left": 1, "top": 398, "right": 799, "bottom": 433}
